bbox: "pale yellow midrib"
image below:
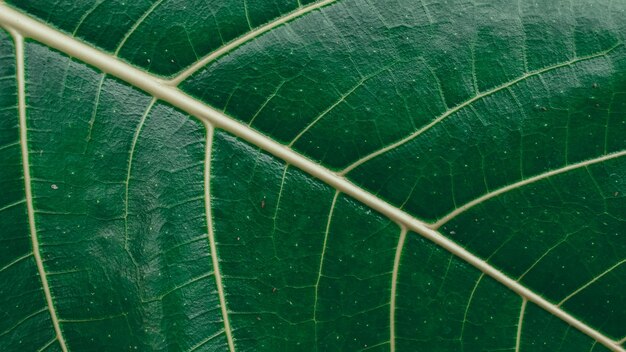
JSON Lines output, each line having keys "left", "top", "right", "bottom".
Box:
{"left": 0, "top": 6, "right": 623, "bottom": 352}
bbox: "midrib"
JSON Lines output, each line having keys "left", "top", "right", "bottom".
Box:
{"left": 0, "top": 5, "right": 622, "bottom": 352}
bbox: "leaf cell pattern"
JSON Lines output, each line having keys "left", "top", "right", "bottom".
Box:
{"left": 0, "top": 0, "right": 625, "bottom": 351}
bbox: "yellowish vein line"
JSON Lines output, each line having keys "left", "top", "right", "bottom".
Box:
{"left": 168, "top": 0, "right": 338, "bottom": 85}
{"left": 433, "top": 149, "right": 626, "bottom": 229}
{"left": 289, "top": 64, "right": 393, "bottom": 147}
{"left": 516, "top": 299, "right": 527, "bottom": 352}
{"left": 124, "top": 98, "right": 156, "bottom": 254}
{"left": 558, "top": 259, "right": 626, "bottom": 307}
{"left": 36, "top": 337, "right": 58, "bottom": 352}
{"left": 460, "top": 273, "right": 483, "bottom": 343}
{"left": 389, "top": 227, "right": 407, "bottom": 352}
{"left": 114, "top": 0, "right": 165, "bottom": 56}
{"left": 1, "top": 8, "right": 623, "bottom": 351}
{"left": 11, "top": 30, "right": 68, "bottom": 352}
{"left": 0, "top": 198, "right": 26, "bottom": 213}
{"left": 0, "top": 252, "right": 32, "bottom": 273}
{"left": 313, "top": 190, "right": 339, "bottom": 349}
{"left": 341, "top": 43, "right": 622, "bottom": 175}
{"left": 243, "top": 0, "right": 253, "bottom": 30}
{"left": 203, "top": 123, "right": 236, "bottom": 352}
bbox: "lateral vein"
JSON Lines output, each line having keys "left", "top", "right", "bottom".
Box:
{"left": 168, "top": 0, "right": 338, "bottom": 85}
{"left": 114, "top": 0, "right": 165, "bottom": 55}
{"left": 124, "top": 98, "right": 156, "bottom": 255}
{"left": 389, "top": 227, "right": 407, "bottom": 352}
{"left": 203, "top": 123, "right": 236, "bottom": 352}
{"left": 515, "top": 299, "right": 527, "bottom": 352}
{"left": 0, "top": 7, "right": 623, "bottom": 351}
{"left": 340, "top": 43, "right": 622, "bottom": 175}
{"left": 11, "top": 30, "right": 69, "bottom": 352}
{"left": 313, "top": 190, "right": 339, "bottom": 349}
{"left": 433, "top": 149, "right": 626, "bottom": 229}
{"left": 0, "top": 251, "right": 32, "bottom": 273}
{"left": 558, "top": 259, "right": 626, "bottom": 307}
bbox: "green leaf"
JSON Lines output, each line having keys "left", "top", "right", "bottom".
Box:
{"left": 0, "top": 1, "right": 625, "bottom": 351}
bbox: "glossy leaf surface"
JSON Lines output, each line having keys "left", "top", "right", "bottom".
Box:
{"left": 0, "top": 0, "right": 625, "bottom": 351}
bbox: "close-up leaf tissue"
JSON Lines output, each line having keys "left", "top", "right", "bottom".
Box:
{"left": 0, "top": 0, "right": 624, "bottom": 351}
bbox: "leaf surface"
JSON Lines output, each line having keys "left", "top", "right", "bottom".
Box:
{"left": 0, "top": 1, "right": 625, "bottom": 351}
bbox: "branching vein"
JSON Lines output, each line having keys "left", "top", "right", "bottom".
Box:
{"left": 313, "top": 190, "right": 339, "bottom": 349}
{"left": 0, "top": 7, "right": 623, "bottom": 351}
{"left": 341, "top": 43, "right": 622, "bottom": 175}
{"left": 11, "top": 30, "right": 68, "bottom": 352}
{"left": 169, "top": 0, "right": 339, "bottom": 85}
{"left": 516, "top": 299, "right": 527, "bottom": 352}
{"left": 389, "top": 227, "right": 407, "bottom": 352}
{"left": 203, "top": 123, "right": 236, "bottom": 352}
{"left": 433, "top": 149, "right": 626, "bottom": 229}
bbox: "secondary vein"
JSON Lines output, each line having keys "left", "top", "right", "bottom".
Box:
{"left": 203, "top": 123, "right": 236, "bottom": 352}
{"left": 313, "top": 190, "right": 339, "bottom": 350}
{"left": 168, "top": 0, "right": 339, "bottom": 85}
{"left": 433, "top": 149, "right": 626, "bottom": 229}
{"left": 389, "top": 227, "right": 407, "bottom": 352}
{"left": 341, "top": 43, "right": 623, "bottom": 175}
{"left": 12, "top": 30, "right": 68, "bottom": 352}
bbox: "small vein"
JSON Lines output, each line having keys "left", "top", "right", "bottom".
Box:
{"left": 249, "top": 80, "right": 285, "bottom": 127}
{"left": 36, "top": 338, "right": 58, "bottom": 352}
{"left": 420, "top": 0, "right": 433, "bottom": 23}
{"left": 460, "top": 273, "right": 484, "bottom": 347}
{"left": 58, "top": 313, "right": 126, "bottom": 323}
{"left": 432, "top": 149, "right": 626, "bottom": 229}
{"left": 84, "top": 73, "right": 106, "bottom": 150}
{"left": 114, "top": 0, "right": 166, "bottom": 56}
{"left": 0, "top": 252, "right": 32, "bottom": 273}
{"left": 0, "top": 307, "right": 48, "bottom": 337}
{"left": 124, "top": 98, "right": 156, "bottom": 254}
{"left": 188, "top": 329, "right": 226, "bottom": 352}
{"left": 313, "top": 190, "right": 339, "bottom": 350}
{"left": 0, "top": 198, "right": 25, "bottom": 213}
{"left": 289, "top": 64, "right": 394, "bottom": 147}
{"left": 270, "top": 164, "right": 289, "bottom": 257}
{"left": 141, "top": 272, "right": 214, "bottom": 303}
{"left": 243, "top": 0, "right": 253, "bottom": 30}
{"left": 169, "top": 0, "right": 339, "bottom": 85}
{"left": 71, "top": 0, "right": 105, "bottom": 36}
{"left": 516, "top": 299, "right": 527, "bottom": 352}
{"left": 341, "top": 43, "right": 623, "bottom": 175}
{"left": 558, "top": 259, "right": 626, "bottom": 306}
{"left": 0, "top": 140, "right": 20, "bottom": 152}
{"left": 518, "top": 234, "right": 571, "bottom": 281}
{"left": 12, "top": 30, "right": 68, "bottom": 352}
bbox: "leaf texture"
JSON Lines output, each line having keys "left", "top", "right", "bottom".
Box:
{"left": 0, "top": 0, "right": 625, "bottom": 351}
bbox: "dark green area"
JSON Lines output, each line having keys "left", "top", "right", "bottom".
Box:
{"left": 1, "top": 0, "right": 625, "bottom": 350}
{"left": 7, "top": 0, "right": 322, "bottom": 76}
